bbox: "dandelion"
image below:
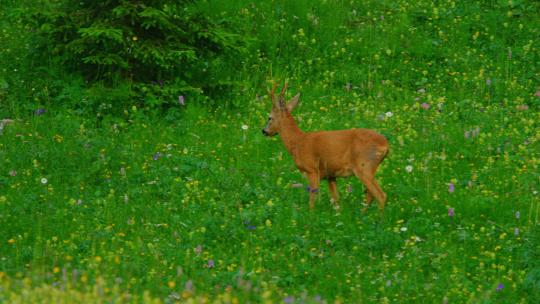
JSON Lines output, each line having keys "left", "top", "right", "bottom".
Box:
{"left": 448, "top": 183, "right": 455, "bottom": 193}
{"left": 41, "top": 177, "right": 48, "bottom": 184}
{"left": 420, "top": 102, "right": 430, "bottom": 110}
{"left": 448, "top": 208, "right": 455, "bottom": 217}
{"left": 178, "top": 95, "right": 185, "bottom": 106}
{"left": 496, "top": 283, "right": 504, "bottom": 292}
{"left": 405, "top": 165, "right": 413, "bottom": 173}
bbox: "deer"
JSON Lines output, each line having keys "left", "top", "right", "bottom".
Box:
{"left": 262, "top": 81, "right": 389, "bottom": 213}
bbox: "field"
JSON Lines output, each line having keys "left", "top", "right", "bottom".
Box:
{"left": 1, "top": 0, "right": 539, "bottom": 303}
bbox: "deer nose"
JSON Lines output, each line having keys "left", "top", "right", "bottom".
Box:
{"left": 262, "top": 129, "right": 268, "bottom": 136}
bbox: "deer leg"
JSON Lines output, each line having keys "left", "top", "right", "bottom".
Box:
{"left": 354, "top": 168, "right": 387, "bottom": 213}
{"left": 328, "top": 178, "right": 339, "bottom": 209}
{"left": 362, "top": 189, "right": 374, "bottom": 214}
{"left": 306, "top": 172, "right": 320, "bottom": 210}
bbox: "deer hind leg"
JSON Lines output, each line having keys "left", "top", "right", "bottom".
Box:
{"left": 354, "top": 166, "right": 387, "bottom": 213}
{"left": 328, "top": 178, "right": 339, "bottom": 209}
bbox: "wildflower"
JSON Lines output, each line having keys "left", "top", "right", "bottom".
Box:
{"left": 168, "top": 281, "right": 176, "bottom": 288}
{"left": 241, "top": 124, "right": 248, "bottom": 131}
{"left": 448, "top": 183, "right": 455, "bottom": 193}
{"left": 385, "top": 111, "right": 393, "bottom": 118}
{"left": 34, "top": 108, "right": 46, "bottom": 115}
{"left": 496, "top": 283, "right": 504, "bottom": 292}
{"left": 284, "top": 296, "right": 295, "bottom": 303}
{"left": 195, "top": 245, "right": 202, "bottom": 255}
{"left": 178, "top": 95, "right": 185, "bottom": 106}
{"left": 535, "top": 90, "right": 540, "bottom": 98}
{"left": 515, "top": 211, "right": 520, "bottom": 219}
{"left": 514, "top": 228, "right": 519, "bottom": 236}
{"left": 486, "top": 78, "right": 492, "bottom": 86}
{"left": 464, "top": 131, "right": 471, "bottom": 139}
{"left": 448, "top": 208, "right": 455, "bottom": 217}
{"left": 41, "top": 177, "right": 48, "bottom": 184}
{"left": 9, "top": 170, "right": 17, "bottom": 177}
{"left": 400, "top": 227, "right": 407, "bottom": 232}
{"left": 207, "top": 259, "right": 214, "bottom": 268}
{"left": 153, "top": 152, "right": 162, "bottom": 161}
{"left": 420, "top": 102, "right": 430, "bottom": 110}
{"left": 132, "top": 36, "right": 138, "bottom": 41}
{"left": 417, "top": 88, "right": 426, "bottom": 94}
{"left": 405, "top": 165, "right": 413, "bottom": 173}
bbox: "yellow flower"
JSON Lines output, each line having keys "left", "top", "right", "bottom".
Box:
{"left": 168, "top": 281, "right": 176, "bottom": 288}
{"left": 7, "top": 239, "right": 15, "bottom": 244}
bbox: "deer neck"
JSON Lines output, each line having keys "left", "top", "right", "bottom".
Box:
{"left": 279, "top": 113, "right": 304, "bottom": 155}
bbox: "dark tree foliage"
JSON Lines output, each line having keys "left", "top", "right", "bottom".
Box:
{"left": 21, "top": 0, "right": 245, "bottom": 109}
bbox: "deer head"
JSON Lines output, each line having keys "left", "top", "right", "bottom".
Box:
{"left": 262, "top": 81, "right": 300, "bottom": 137}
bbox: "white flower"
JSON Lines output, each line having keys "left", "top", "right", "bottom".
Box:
{"left": 405, "top": 165, "right": 413, "bottom": 173}
{"left": 385, "top": 111, "right": 393, "bottom": 118}
{"left": 400, "top": 227, "right": 407, "bottom": 232}
{"left": 241, "top": 124, "right": 249, "bottom": 130}
{"left": 40, "top": 178, "right": 48, "bottom": 184}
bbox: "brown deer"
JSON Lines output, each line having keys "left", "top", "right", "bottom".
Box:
{"left": 262, "top": 81, "right": 389, "bottom": 213}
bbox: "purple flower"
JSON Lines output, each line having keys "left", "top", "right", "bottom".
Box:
{"left": 284, "top": 296, "right": 295, "bottom": 304}
{"left": 34, "top": 108, "right": 46, "bottom": 115}
{"left": 496, "top": 283, "right": 504, "bottom": 292}
{"left": 207, "top": 259, "right": 214, "bottom": 268}
{"left": 178, "top": 95, "right": 185, "bottom": 106}
{"left": 448, "top": 208, "right": 455, "bottom": 217}
{"left": 421, "top": 102, "right": 430, "bottom": 110}
{"left": 448, "top": 183, "right": 455, "bottom": 193}
{"left": 152, "top": 152, "right": 162, "bottom": 161}
{"left": 515, "top": 211, "right": 520, "bottom": 219}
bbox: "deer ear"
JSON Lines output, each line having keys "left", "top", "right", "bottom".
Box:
{"left": 286, "top": 93, "right": 300, "bottom": 112}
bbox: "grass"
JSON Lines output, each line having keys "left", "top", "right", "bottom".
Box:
{"left": 1, "top": 0, "right": 540, "bottom": 303}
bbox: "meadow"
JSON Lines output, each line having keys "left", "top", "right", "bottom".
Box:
{"left": 1, "top": 0, "right": 539, "bottom": 303}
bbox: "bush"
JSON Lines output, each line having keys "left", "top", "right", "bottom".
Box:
{"left": 18, "top": 0, "right": 247, "bottom": 111}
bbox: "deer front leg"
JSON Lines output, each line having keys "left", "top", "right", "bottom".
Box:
{"left": 306, "top": 172, "right": 320, "bottom": 209}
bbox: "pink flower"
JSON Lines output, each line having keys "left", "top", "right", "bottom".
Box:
{"left": 535, "top": 91, "right": 540, "bottom": 98}
{"left": 178, "top": 95, "right": 185, "bottom": 105}
{"left": 421, "top": 102, "right": 430, "bottom": 110}
{"left": 448, "top": 183, "right": 455, "bottom": 193}
{"left": 448, "top": 208, "right": 455, "bottom": 217}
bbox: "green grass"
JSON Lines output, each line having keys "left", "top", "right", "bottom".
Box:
{"left": 1, "top": 0, "right": 540, "bottom": 303}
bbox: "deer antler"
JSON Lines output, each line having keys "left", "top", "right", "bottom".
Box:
{"left": 278, "top": 81, "right": 288, "bottom": 107}
{"left": 268, "top": 81, "right": 278, "bottom": 101}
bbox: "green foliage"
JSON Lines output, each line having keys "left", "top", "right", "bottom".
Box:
{"left": 13, "top": 0, "right": 247, "bottom": 112}
{"left": 0, "top": 0, "right": 539, "bottom": 302}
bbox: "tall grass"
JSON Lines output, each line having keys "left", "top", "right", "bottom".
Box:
{"left": 1, "top": 0, "right": 539, "bottom": 302}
